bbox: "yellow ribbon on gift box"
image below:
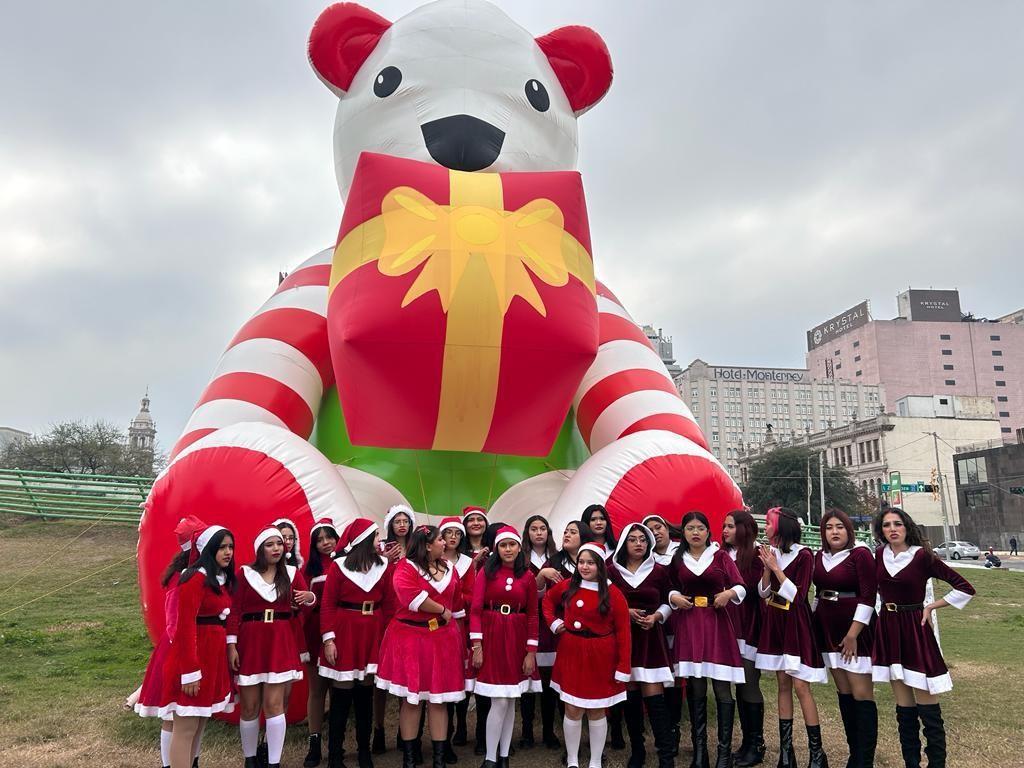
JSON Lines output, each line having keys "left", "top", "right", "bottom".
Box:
{"left": 330, "top": 170, "right": 595, "bottom": 453}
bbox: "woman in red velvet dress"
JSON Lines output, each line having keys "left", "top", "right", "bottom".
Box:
{"left": 300, "top": 520, "right": 339, "bottom": 768}
{"left": 668, "top": 511, "right": 746, "bottom": 768}
{"left": 609, "top": 523, "right": 674, "bottom": 768}
{"left": 543, "top": 543, "right": 631, "bottom": 768}
{"left": 319, "top": 518, "right": 394, "bottom": 768}
{"left": 160, "top": 524, "right": 236, "bottom": 768}
{"left": 722, "top": 510, "right": 766, "bottom": 767}
{"left": 439, "top": 515, "right": 476, "bottom": 756}
{"left": 469, "top": 525, "right": 540, "bottom": 767}
{"left": 376, "top": 525, "right": 467, "bottom": 768}
{"left": 754, "top": 508, "right": 827, "bottom": 768}
{"left": 522, "top": 514, "right": 560, "bottom": 750}
{"left": 812, "top": 509, "right": 877, "bottom": 768}
{"left": 872, "top": 508, "right": 975, "bottom": 768}
{"left": 227, "top": 527, "right": 316, "bottom": 768}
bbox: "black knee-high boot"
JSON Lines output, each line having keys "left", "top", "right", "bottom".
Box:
{"left": 541, "top": 684, "right": 560, "bottom": 749}
{"left": 732, "top": 700, "right": 749, "bottom": 763}
{"left": 624, "top": 690, "right": 646, "bottom": 768}
{"left": 895, "top": 706, "right": 921, "bottom": 768}
{"left": 443, "top": 705, "right": 458, "bottom": 765}
{"left": 645, "top": 693, "right": 674, "bottom": 768}
{"left": 432, "top": 740, "right": 447, "bottom": 768}
{"left": 328, "top": 688, "right": 353, "bottom": 768}
{"left": 775, "top": 719, "right": 796, "bottom": 768}
{"left": 918, "top": 704, "right": 945, "bottom": 768}
{"left": 714, "top": 701, "right": 735, "bottom": 768}
{"left": 474, "top": 695, "right": 490, "bottom": 756}
{"left": 687, "top": 684, "right": 709, "bottom": 768}
{"left": 454, "top": 699, "right": 469, "bottom": 746}
{"left": 412, "top": 707, "right": 425, "bottom": 765}
{"left": 666, "top": 684, "right": 683, "bottom": 758}
{"left": 353, "top": 686, "right": 374, "bottom": 768}
{"left": 734, "top": 702, "right": 764, "bottom": 767}
{"left": 856, "top": 700, "right": 877, "bottom": 768}
{"left": 401, "top": 739, "right": 417, "bottom": 768}
{"left": 610, "top": 701, "right": 627, "bottom": 749}
{"left": 805, "top": 724, "right": 828, "bottom": 768}
{"left": 520, "top": 692, "right": 536, "bottom": 748}
{"left": 836, "top": 693, "right": 857, "bottom": 768}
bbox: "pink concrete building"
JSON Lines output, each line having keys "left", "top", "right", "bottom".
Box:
{"left": 806, "top": 290, "right": 1024, "bottom": 441}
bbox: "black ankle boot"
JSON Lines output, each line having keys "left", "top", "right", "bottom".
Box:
{"left": 918, "top": 704, "right": 945, "bottom": 768}
{"left": 372, "top": 726, "right": 386, "bottom": 755}
{"left": 353, "top": 686, "right": 375, "bottom": 768}
{"left": 305, "top": 733, "right": 324, "bottom": 768}
{"left": 836, "top": 693, "right": 857, "bottom": 768}
{"left": 329, "top": 688, "right": 353, "bottom": 768}
{"left": 443, "top": 740, "right": 458, "bottom": 765}
{"left": 688, "top": 686, "right": 710, "bottom": 768}
{"left": 244, "top": 758, "right": 259, "bottom": 768}
{"left": 775, "top": 719, "right": 796, "bottom": 768}
{"left": 519, "top": 692, "right": 536, "bottom": 748}
{"left": 645, "top": 693, "right": 674, "bottom": 768}
{"left": 715, "top": 701, "right": 735, "bottom": 768}
{"left": 624, "top": 690, "right": 647, "bottom": 768}
{"left": 402, "top": 739, "right": 417, "bottom": 768}
{"left": 432, "top": 740, "right": 447, "bottom": 768}
{"left": 192, "top": 759, "right": 199, "bottom": 768}
{"left": 735, "top": 702, "right": 765, "bottom": 767}
{"left": 895, "top": 706, "right": 921, "bottom": 768}
{"left": 856, "top": 700, "right": 877, "bottom": 768}
{"left": 805, "top": 724, "right": 828, "bottom": 768}
{"left": 257, "top": 741, "right": 269, "bottom": 768}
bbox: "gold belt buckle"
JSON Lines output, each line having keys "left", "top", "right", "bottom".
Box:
{"left": 427, "top": 618, "right": 439, "bottom": 632}
{"left": 693, "top": 596, "right": 709, "bottom": 608}
{"left": 500, "top": 604, "right": 512, "bottom": 615}
{"left": 820, "top": 590, "right": 839, "bottom": 602}
{"left": 767, "top": 593, "right": 791, "bottom": 611}
{"left": 263, "top": 608, "right": 275, "bottom": 623}
{"left": 361, "top": 601, "right": 375, "bottom": 616}
{"left": 884, "top": 602, "right": 898, "bottom": 612}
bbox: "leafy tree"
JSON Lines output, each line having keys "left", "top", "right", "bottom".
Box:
{"left": 0, "top": 420, "right": 161, "bottom": 477}
{"left": 741, "top": 446, "right": 864, "bottom": 523}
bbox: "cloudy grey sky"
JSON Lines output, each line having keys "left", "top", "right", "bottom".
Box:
{"left": 3, "top": 1, "right": 1022, "bottom": 448}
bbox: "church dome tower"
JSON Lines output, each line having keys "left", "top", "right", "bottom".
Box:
{"left": 128, "top": 390, "right": 157, "bottom": 452}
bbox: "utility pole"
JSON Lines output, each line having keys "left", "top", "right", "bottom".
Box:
{"left": 930, "top": 432, "right": 952, "bottom": 544}
{"left": 819, "top": 449, "right": 826, "bottom": 519}
{"left": 806, "top": 454, "right": 812, "bottom": 525}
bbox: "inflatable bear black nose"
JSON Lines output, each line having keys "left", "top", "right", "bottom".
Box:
{"left": 421, "top": 114, "right": 505, "bottom": 172}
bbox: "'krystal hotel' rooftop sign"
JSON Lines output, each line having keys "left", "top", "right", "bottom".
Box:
{"left": 806, "top": 301, "right": 870, "bottom": 351}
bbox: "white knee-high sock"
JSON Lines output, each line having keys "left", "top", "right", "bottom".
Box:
{"left": 160, "top": 728, "right": 173, "bottom": 767}
{"left": 240, "top": 718, "right": 260, "bottom": 758}
{"left": 485, "top": 697, "right": 510, "bottom": 761}
{"left": 266, "top": 714, "right": 287, "bottom": 765}
{"left": 564, "top": 716, "right": 583, "bottom": 767}
{"left": 588, "top": 716, "right": 607, "bottom": 768}
{"left": 499, "top": 698, "right": 516, "bottom": 757}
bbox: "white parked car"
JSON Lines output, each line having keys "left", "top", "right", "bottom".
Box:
{"left": 934, "top": 541, "right": 980, "bottom": 560}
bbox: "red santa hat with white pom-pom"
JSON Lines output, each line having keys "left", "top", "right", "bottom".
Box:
{"left": 493, "top": 525, "right": 522, "bottom": 547}
{"left": 439, "top": 516, "right": 465, "bottom": 535}
{"left": 336, "top": 518, "right": 379, "bottom": 554}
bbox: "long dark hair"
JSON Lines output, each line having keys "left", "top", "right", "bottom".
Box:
{"left": 769, "top": 507, "right": 803, "bottom": 553}
{"left": 276, "top": 521, "right": 300, "bottom": 567}
{"left": 161, "top": 549, "right": 190, "bottom": 587}
{"left": 179, "top": 529, "right": 235, "bottom": 594}
{"left": 551, "top": 520, "right": 594, "bottom": 573}
{"left": 484, "top": 541, "right": 527, "bottom": 579}
{"left": 252, "top": 534, "right": 292, "bottom": 600}
{"left": 820, "top": 508, "right": 856, "bottom": 554}
{"left": 305, "top": 524, "right": 339, "bottom": 580}
{"left": 644, "top": 515, "right": 682, "bottom": 552}
{"left": 523, "top": 515, "right": 557, "bottom": 559}
{"left": 562, "top": 547, "right": 611, "bottom": 615}
{"left": 582, "top": 504, "right": 617, "bottom": 548}
{"left": 460, "top": 511, "right": 488, "bottom": 554}
{"left": 482, "top": 521, "right": 505, "bottom": 551}
{"left": 407, "top": 526, "right": 448, "bottom": 577}
{"left": 873, "top": 507, "right": 932, "bottom": 555}
{"left": 386, "top": 511, "right": 413, "bottom": 545}
{"left": 725, "top": 510, "right": 759, "bottom": 572}
{"left": 675, "top": 511, "right": 713, "bottom": 557}
{"left": 344, "top": 532, "right": 385, "bottom": 573}
{"left": 614, "top": 523, "right": 652, "bottom": 568}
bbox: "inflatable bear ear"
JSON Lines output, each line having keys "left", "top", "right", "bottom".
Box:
{"left": 536, "top": 26, "right": 613, "bottom": 116}
{"left": 308, "top": 2, "right": 392, "bottom": 97}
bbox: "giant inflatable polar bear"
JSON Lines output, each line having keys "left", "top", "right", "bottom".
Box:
{"left": 139, "top": 0, "right": 743, "bottom": 642}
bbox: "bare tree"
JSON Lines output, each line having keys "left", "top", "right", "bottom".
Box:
{"left": 0, "top": 420, "right": 161, "bottom": 477}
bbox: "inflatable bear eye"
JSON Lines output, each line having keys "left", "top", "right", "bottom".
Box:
{"left": 374, "top": 66, "right": 402, "bottom": 98}
{"left": 525, "top": 79, "right": 550, "bottom": 112}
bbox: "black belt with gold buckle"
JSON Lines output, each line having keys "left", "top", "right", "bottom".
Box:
{"left": 819, "top": 590, "right": 857, "bottom": 602}
{"left": 339, "top": 600, "right": 380, "bottom": 615}
{"left": 883, "top": 602, "right": 924, "bottom": 613}
{"left": 242, "top": 609, "right": 292, "bottom": 623}
{"left": 399, "top": 616, "right": 448, "bottom": 631}
{"left": 486, "top": 602, "right": 526, "bottom": 615}
{"left": 766, "top": 592, "right": 791, "bottom": 611}
{"left": 196, "top": 615, "right": 226, "bottom": 626}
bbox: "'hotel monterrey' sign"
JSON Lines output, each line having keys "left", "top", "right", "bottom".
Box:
{"left": 806, "top": 301, "right": 870, "bottom": 351}
{"left": 712, "top": 367, "right": 808, "bottom": 383}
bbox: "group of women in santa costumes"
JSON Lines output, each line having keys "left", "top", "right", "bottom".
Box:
{"left": 135, "top": 502, "right": 975, "bottom": 768}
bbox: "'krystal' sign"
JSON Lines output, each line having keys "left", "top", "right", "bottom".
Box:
{"left": 807, "top": 301, "right": 870, "bottom": 351}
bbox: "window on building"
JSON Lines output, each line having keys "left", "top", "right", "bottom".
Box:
{"left": 856, "top": 370, "right": 862, "bottom": 377}
{"left": 853, "top": 340, "right": 860, "bottom": 348}
{"left": 943, "top": 364, "right": 954, "bottom": 371}
{"left": 834, "top": 349, "right": 840, "bottom": 356}
{"left": 691, "top": 388, "right": 698, "bottom": 398}
{"left": 873, "top": 439, "right": 880, "bottom": 459}
{"left": 854, "top": 355, "right": 861, "bottom": 362}
{"left": 712, "top": 431, "right": 719, "bottom": 442}
{"left": 990, "top": 335, "right": 1001, "bottom": 341}
{"left": 941, "top": 349, "right": 952, "bottom": 356}
{"left": 859, "top": 442, "right": 866, "bottom": 463}
{"left": 996, "top": 380, "right": 1006, "bottom": 387}
{"left": 945, "top": 379, "right": 956, "bottom": 386}
{"left": 956, "top": 457, "right": 988, "bottom": 485}
{"left": 711, "top": 417, "right": 718, "bottom": 426}
{"left": 709, "top": 387, "right": 717, "bottom": 396}
{"left": 711, "top": 403, "right": 718, "bottom": 412}
{"left": 940, "top": 334, "right": 951, "bottom": 340}
{"left": 1003, "top": 427, "right": 1013, "bottom": 434}
{"left": 964, "top": 489, "right": 992, "bottom": 508}
{"left": 999, "top": 411, "right": 1010, "bottom": 418}
{"left": 992, "top": 350, "right": 1003, "bottom": 357}
{"left": 998, "top": 396, "right": 1009, "bottom": 402}
{"left": 994, "top": 365, "right": 1004, "bottom": 372}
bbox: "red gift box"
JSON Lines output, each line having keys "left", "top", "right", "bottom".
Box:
{"left": 327, "top": 152, "right": 599, "bottom": 456}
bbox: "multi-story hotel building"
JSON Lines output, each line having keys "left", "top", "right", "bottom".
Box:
{"left": 676, "top": 359, "right": 883, "bottom": 480}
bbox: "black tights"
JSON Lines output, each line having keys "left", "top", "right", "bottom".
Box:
{"left": 736, "top": 660, "right": 763, "bottom": 704}
{"left": 687, "top": 676, "right": 733, "bottom": 703}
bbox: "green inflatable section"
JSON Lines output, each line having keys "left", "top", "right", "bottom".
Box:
{"left": 312, "top": 387, "right": 590, "bottom": 517}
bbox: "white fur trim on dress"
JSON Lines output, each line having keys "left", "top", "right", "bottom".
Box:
{"left": 776, "top": 579, "right": 797, "bottom": 603}
{"left": 157, "top": 690, "right": 235, "bottom": 719}
{"left": 737, "top": 639, "right": 757, "bottom": 662}
{"left": 754, "top": 652, "right": 827, "bottom": 683}
{"left": 853, "top": 603, "right": 875, "bottom": 625}
{"left": 629, "top": 665, "right": 675, "bottom": 684}
{"left": 134, "top": 702, "right": 173, "bottom": 721}
{"left": 550, "top": 680, "right": 627, "bottom": 709}
{"left": 181, "top": 670, "right": 202, "bottom": 685}
{"left": 731, "top": 585, "right": 747, "bottom": 605}
{"left": 318, "top": 663, "right": 378, "bottom": 682}
{"left": 410, "top": 590, "right": 430, "bottom": 612}
{"left": 672, "top": 661, "right": 745, "bottom": 683}
{"left": 822, "top": 652, "right": 872, "bottom": 675}
{"left": 944, "top": 588, "right": 973, "bottom": 609}
{"left": 550, "top": 618, "right": 565, "bottom": 634}
{"left": 470, "top": 679, "right": 542, "bottom": 698}
{"left": 300, "top": 652, "right": 311, "bottom": 663}
{"left": 375, "top": 676, "right": 467, "bottom": 704}
{"left": 236, "top": 669, "right": 303, "bottom": 686}
{"left": 614, "top": 671, "right": 632, "bottom": 683}
{"left": 871, "top": 663, "right": 953, "bottom": 694}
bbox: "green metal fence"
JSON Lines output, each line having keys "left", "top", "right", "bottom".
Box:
{"left": 0, "top": 468, "right": 152, "bottom": 524}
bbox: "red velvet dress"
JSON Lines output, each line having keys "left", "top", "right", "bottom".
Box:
{"left": 543, "top": 580, "right": 632, "bottom": 708}
{"left": 668, "top": 545, "right": 746, "bottom": 682}
{"left": 318, "top": 557, "right": 395, "bottom": 682}
{"left": 530, "top": 550, "right": 557, "bottom": 668}
{"left": 375, "top": 559, "right": 467, "bottom": 703}
{"left": 812, "top": 545, "right": 876, "bottom": 674}
{"left": 226, "top": 565, "right": 310, "bottom": 686}
{"left": 160, "top": 570, "right": 234, "bottom": 717}
{"left": 136, "top": 572, "right": 180, "bottom": 719}
{"left": 725, "top": 549, "right": 763, "bottom": 662}
{"left": 871, "top": 545, "right": 975, "bottom": 694}
{"left": 302, "top": 554, "right": 333, "bottom": 666}
{"left": 652, "top": 543, "right": 680, "bottom": 649}
{"left": 469, "top": 564, "right": 541, "bottom": 696}
{"left": 450, "top": 553, "right": 476, "bottom": 689}
{"left": 754, "top": 545, "right": 826, "bottom": 683}
{"left": 608, "top": 554, "right": 674, "bottom": 684}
